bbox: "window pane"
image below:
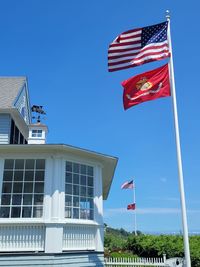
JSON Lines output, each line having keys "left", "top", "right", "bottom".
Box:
{"left": 88, "top": 176, "right": 93, "bottom": 187}
{"left": 22, "top": 207, "right": 32, "bottom": 218}
{"left": 4, "top": 159, "right": 14, "bottom": 169}
{"left": 73, "top": 196, "right": 79, "bottom": 207}
{"left": 34, "top": 183, "right": 44, "bottom": 193}
{"left": 73, "top": 174, "right": 79, "bottom": 184}
{"left": 73, "top": 185, "right": 79, "bottom": 196}
{"left": 0, "top": 207, "right": 10, "bottom": 218}
{"left": 24, "top": 171, "right": 34, "bottom": 181}
{"left": 80, "top": 197, "right": 87, "bottom": 209}
{"left": 3, "top": 171, "right": 13, "bottom": 181}
{"left": 24, "top": 182, "right": 33, "bottom": 193}
{"left": 73, "top": 163, "right": 79, "bottom": 173}
{"left": 33, "top": 206, "right": 43, "bottom": 218}
{"left": 80, "top": 209, "right": 87, "bottom": 219}
{"left": 80, "top": 186, "right": 86, "bottom": 197}
{"left": 66, "top": 161, "right": 72, "bottom": 172}
{"left": 65, "top": 207, "right": 72, "bottom": 218}
{"left": 34, "top": 194, "right": 43, "bottom": 205}
{"left": 80, "top": 164, "right": 86, "bottom": 174}
{"left": 25, "top": 159, "right": 35, "bottom": 169}
{"left": 87, "top": 166, "right": 93, "bottom": 176}
{"left": 36, "top": 159, "right": 45, "bottom": 169}
{"left": 13, "top": 183, "right": 23, "bottom": 193}
{"left": 14, "top": 171, "right": 23, "bottom": 181}
{"left": 80, "top": 175, "right": 86, "bottom": 186}
{"left": 1, "top": 194, "right": 11, "bottom": 205}
{"left": 2, "top": 183, "right": 12, "bottom": 193}
{"left": 66, "top": 172, "right": 72, "bottom": 183}
{"left": 87, "top": 187, "right": 93, "bottom": 197}
{"left": 23, "top": 194, "right": 32, "bottom": 205}
{"left": 11, "top": 206, "right": 21, "bottom": 217}
{"left": 15, "top": 159, "right": 24, "bottom": 169}
{"left": 65, "top": 184, "right": 72, "bottom": 195}
{"left": 73, "top": 208, "right": 79, "bottom": 219}
{"left": 88, "top": 209, "right": 94, "bottom": 220}
{"left": 65, "top": 195, "right": 72, "bottom": 206}
{"left": 88, "top": 198, "right": 94, "bottom": 209}
{"left": 35, "top": 171, "right": 44, "bottom": 181}
{"left": 12, "top": 194, "right": 22, "bottom": 205}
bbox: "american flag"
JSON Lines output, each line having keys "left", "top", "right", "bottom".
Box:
{"left": 108, "top": 21, "right": 170, "bottom": 72}
{"left": 121, "top": 180, "right": 134, "bottom": 189}
{"left": 127, "top": 203, "right": 136, "bottom": 210}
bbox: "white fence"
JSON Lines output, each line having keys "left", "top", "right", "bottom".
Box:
{"left": 105, "top": 257, "right": 166, "bottom": 267}
{"left": 105, "top": 255, "right": 184, "bottom": 267}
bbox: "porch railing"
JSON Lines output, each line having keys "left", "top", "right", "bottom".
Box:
{"left": 63, "top": 224, "right": 96, "bottom": 250}
{"left": 0, "top": 224, "right": 45, "bottom": 252}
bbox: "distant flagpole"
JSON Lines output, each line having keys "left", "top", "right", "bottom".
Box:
{"left": 133, "top": 184, "right": 137, "bottom": 235}
{"left": 166, "top": 10, "right": 191, "bottom": 267}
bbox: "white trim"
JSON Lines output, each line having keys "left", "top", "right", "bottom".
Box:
{"left": 0, "top": 159, "right": 5, "bottom": 203}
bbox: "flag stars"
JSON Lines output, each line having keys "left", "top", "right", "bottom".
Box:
{"left": 141, "top": 22, "right": 168, "bottom": 47}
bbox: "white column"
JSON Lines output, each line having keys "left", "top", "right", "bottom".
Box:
{"left": 0, "top": 159, "right": 4, "bottom": 196}
{"left": 43, "top": 157, "right": 53, "bottom": 221}
{"left": 44, "top": 156, "right": 65, "bottom": 253}
{"left": 94, "top": 165, "right": 104, "bottom": 252}
{"left": 51, "top": 156, "right": 63, "bottom": 220}
{"left": 45, "top": 224, "right": 63, "bottom": 253}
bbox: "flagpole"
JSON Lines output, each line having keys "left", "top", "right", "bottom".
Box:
{"left": 133, "top": 185, "right": 137, "bottom": 235}
{"left": 166, "top": 10, "right": 191, "bottom": 267}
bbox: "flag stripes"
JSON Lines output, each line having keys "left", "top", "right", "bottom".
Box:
{"left": 127, "top": 203, "right": 136, "bottom": 210}
{"left": 121, "top": 180, "right": 134, "bottom": 189}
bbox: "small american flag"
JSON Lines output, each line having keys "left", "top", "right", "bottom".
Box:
{"left": 121, "top": 180, "right": 134, "bottom": 189}
{"left": 108, "top": 21, "right": 170, "bottom": 72}
{"left": 127, "top": 203, "right": 136, "bottom": 210}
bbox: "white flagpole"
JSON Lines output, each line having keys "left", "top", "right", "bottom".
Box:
{"left": 133, "top": 184, "right": 137, "bottom": 235}
{"left": 166, "top": 10, "right": 191, "bottom": 267}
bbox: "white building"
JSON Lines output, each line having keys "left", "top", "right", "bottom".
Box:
{"left": 0, "top": 77, "right": 117, "bottom": 266}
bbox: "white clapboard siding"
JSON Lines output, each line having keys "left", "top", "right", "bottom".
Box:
{"left": 0, "top": 114, "right": 10, "bottom": 144}
{"left": 0, "top": 224, "right": 45, "bottom": 251}
{"left": 63, "top": 225, "right": 96, "bottom": 251}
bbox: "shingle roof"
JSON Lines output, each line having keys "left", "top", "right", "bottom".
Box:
{"left": 0, "top": 77, "right": 27, "bottom": 109}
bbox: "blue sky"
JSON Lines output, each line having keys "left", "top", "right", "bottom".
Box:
{"left": 0, "top": 0, "right": 200, "bottom": 233}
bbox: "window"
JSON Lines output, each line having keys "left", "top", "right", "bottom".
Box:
{"left": 0, "top": 159, "right": 45, "bottom": 218}
{"left": 65, "top": 161, "right": 94, "bottom": 220}
{"left": 31, "top": 130, "right": 42, "bottom": 138}
{"left": 10, "top": 119, "right": 26, "bottom": 145}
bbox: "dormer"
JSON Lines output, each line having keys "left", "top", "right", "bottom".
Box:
{"left": 28, "top": 123, "right": 48, "bottom": 144}
{"left": 0, "top": 77, "right": 31, "bottom": 144}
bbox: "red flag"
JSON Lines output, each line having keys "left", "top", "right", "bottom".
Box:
{"left": 121, "top": 180, "right": 134, "bottom": 189}
{"left": 127, "top": 203, "right": 136, "bottom": 210}
{"left": 122, "top": 64, "right": 170, "bottom": 110}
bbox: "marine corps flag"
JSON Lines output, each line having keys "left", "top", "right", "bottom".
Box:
{"left": 122, "top": 63, "right": 170, "bottom": 110}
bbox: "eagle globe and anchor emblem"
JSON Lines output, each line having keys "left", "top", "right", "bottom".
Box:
{"left": 126, "top": 77, "right": 162, "bottom": 101}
